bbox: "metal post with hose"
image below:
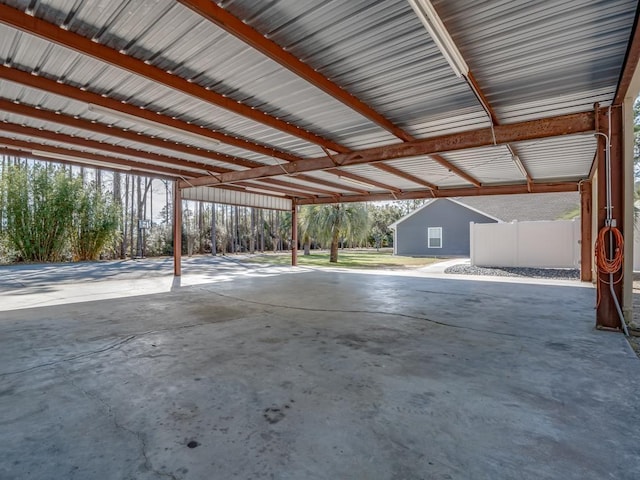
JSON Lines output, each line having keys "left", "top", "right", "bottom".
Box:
{"left": 594, "top": 106, "right": 629, "bottom": 336}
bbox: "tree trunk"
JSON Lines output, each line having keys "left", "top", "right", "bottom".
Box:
{"left": 303, "top": 233, "right": 310, "bottom": 256}
{"left": 198, "top": 202, "right": 204, "bottom": 254}
{"left": 121, "top": 174, "right": 129, "bottom": 259}
{"left": 135, "top": 176, "right": 143, "bottom": 258}
{"left": 164, "top": 180, "right": 170, "bottom": 226}
{"left": 274, "top": 211, "right": 280, "bottom": 252}
{"left": 330, "top": 227, "right": 340, "bottom": 263}
{"left": 130, "top": 175, "right": 136, "bottom": 259}
{"left": 211, "top": 203, "right": 216, "bottom": 256}
{"left": 234, "top": 205, "right": 240, "bottom": 253}
{"left": 249, "top": 208, "right": 255, "bottom": 253}
{"left": 260, "top": 210, "right": 265, "bottom": 252}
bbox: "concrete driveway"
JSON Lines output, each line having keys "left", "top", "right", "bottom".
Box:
{"left": 0, "top": 257, "right": 638, "bottom": 479}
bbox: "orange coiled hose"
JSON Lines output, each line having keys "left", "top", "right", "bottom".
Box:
{"left": 594, "top": 226, "right": 624, "bottom": 307}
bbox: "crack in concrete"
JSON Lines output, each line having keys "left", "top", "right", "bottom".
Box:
{"left": 60, "top": 367, "right": 179, "bottom": 480}
{"left": 205, "top": 289, "right": 538, "bottom": 341}
{"left": 0, "top": 319, "right": 239, "bottom": 377}
{"left": 0, "top": 335, "right": 137, "bottom": 377}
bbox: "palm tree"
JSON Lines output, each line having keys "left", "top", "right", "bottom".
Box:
{"left": 299, "top": 203, "right": 370, "bottom": 262}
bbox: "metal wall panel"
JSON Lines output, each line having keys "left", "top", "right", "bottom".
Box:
{"left": 182, "top": 186, "right": 292, "bottom": 210}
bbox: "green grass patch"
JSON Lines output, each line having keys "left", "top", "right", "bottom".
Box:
{"left": 240, "top": 249, "right": 444, "bottom": 270}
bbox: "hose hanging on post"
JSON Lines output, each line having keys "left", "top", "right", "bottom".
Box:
{"left": 595, "top": 226, "right": 624, "bottom": 280}
{"left": 594, "top": 225, "right": 628, "bottom": 335}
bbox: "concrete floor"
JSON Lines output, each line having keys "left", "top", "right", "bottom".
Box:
{"left": 0, "top": 257, "right": 638, "bottom": 479}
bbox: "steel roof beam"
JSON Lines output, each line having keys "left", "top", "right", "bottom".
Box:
{"left": 0, "top": 65, "right": 456, "bottom": 194}
{"left": 429, "top": 153, "right": 481, "bottom": 187}
{"left": 0, "top": 4, "right": 348, "bottom": 153}
{"left": 259, "top": 178, "right": 338, "bottom": 196}
{"left": 466, "top": 68, "right": 532, "bottom": 185}
{"left": 235, "top": 181, "right": 315, "bottom": 199}
{"left": 0, "top": 147, "right": 177, "bottom": 181}
{"left": 614, "top": 13, "right": 640, "bottom": 105}
{"left": 373, "top": 163, "right": 438, "bottom": 190}
{"left": 408, "top": 2, "right": 521, "bottom": 185}
{"left": 0, "top": 75, "right": 393, "bottom": 195}
{"left": 292, "top": 175, "right": 368, "bottom": 195}
{"left": 0, "top": 65, "right": 301, "bottom": 164}
{"left": 0, "top": 128, "right": 319, "bottom": 199}
{"left": 296, "top": 181, "right": 578, "bottom": 205}
{"left": 326, "top": 168, "right": 401, "bottom": 193}
{"left": 179, "top": 111, "right": 595, "bottom": 188}
{"left": 178, "top": 0, "right": 415, "bottom": 142}
{"left": 0, "top": 67, "right": 391, "bottom": 193}
{"left": 0, "top": 98, "right": 263, "bottom": 170}
{"left": 0, "top": 137, "right": 200, "bottom": 178}
{"left": 0, "top": 122, "right": 228, "bottom": 174}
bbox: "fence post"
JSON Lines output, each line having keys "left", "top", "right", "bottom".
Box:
{"left": 469, "top": 222, "right": 475, "bottom": 265}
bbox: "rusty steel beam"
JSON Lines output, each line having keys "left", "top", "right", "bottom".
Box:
{"left": 326, "top": 168, "right": 400, "bottom": 193}
{"left": 613, "top": 14, "right": 640, "bottom": 105}
{"left": 429, "top": 153, "right": 482, "bottom": 187}
{"left": 0, "top": 98, "right": 264, "bottom": 170}
{"left": 236, "top": 181, "right": 314, "bottom": 198}
{"left": 178, "top": 0, "right": 414, "bottom": 142}
{"left": 173, "top": 181, "right": 182, "bottom": 276}
{"left": 260, "top": 178, "right": 338, "bottom": 196}
{"left": 580, "top": 180, "right": 593, "bottom": 282}
{"left": 0, "top": 114, "right": 391, "bottom": 199}
{"left": 0, "top": 65, "right": 301, "bottom": 163}
{"left": 0, "top": 147, "right": 177, "bottom": 180}
{"left": 466, "top": 72, "right": 500, "bottom": 126}
{"left": 0, "top": 4, "right": 348, "bottom": 153}
{"left": 0, "top": 137, "right": 199, "bottom": 178}
{"left": 0, "top": 122, "right": 226, "bottom": 174}
{"left": 0, "top": 86, "right": 371, "bottom": 195}
{"left": 291, "top": 200, "right": 298, "bottom": 266}
{"left": 294, "top": 174, "right": 368, "bottom": 194}
{"left": 373, "top": 163, "right": 437, "bottom": 190}
{"left": 0, "top": 66, "right": 438, "bottom": 194}
{"left": 595, "top": 105, "right": 625, "bottom": 330}
{"left": 466, "top": 71, "right": 533, "bottom": 183}
{"left": 296, "top": 181, "right": 579, "bottom": 205}
{"left": 179, "top": 111, "right": 596, "bottom": 189}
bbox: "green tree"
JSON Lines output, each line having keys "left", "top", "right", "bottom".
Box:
{"left": 1, "top": 163, "right": 79, "bottom": 262}
{"left": 71, "top": 183, "right": 120, "bottom": 261}
{"left": 300, "top": 203, "right": 370, "bottom": 263}
{"left": 369, "top": 203, "right": 404, "bottom": 250}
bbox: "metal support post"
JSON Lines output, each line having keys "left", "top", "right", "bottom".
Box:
{"left": 173, "top": 181, "right": 182, "bottom": 277}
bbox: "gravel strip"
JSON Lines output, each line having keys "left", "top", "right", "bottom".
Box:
{"left": 444, "top": 264, "right": 580, "bottom": 280}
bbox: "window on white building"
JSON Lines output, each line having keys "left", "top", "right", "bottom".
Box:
{"left": 427, "top": 227, "right": 442, "bottom": 248}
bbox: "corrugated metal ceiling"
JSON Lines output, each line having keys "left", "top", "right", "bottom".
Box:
{"left": 0, "top": 0, "right": 637, "bottom": 202}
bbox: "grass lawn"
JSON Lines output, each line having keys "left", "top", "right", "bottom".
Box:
{"left": 239, "top": 249, "right": 445, "bottom": 270}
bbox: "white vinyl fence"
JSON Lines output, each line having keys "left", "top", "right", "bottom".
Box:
{"left": 470, "top": 220, "right": 580, "bottom": 268}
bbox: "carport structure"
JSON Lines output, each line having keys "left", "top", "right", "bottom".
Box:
{"left": 0, "top": 1, "right": 638, "bottom": 327}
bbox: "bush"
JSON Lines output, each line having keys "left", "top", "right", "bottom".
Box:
{"left": 1, "top": 163, "right": 79, "bottom": 262}
{"left": 71, "top": 184, "right": 120, "bottom": 261}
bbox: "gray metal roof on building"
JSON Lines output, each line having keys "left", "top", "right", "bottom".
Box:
{"left": 390, "top": 192, "right": 580, "bottom": 230}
